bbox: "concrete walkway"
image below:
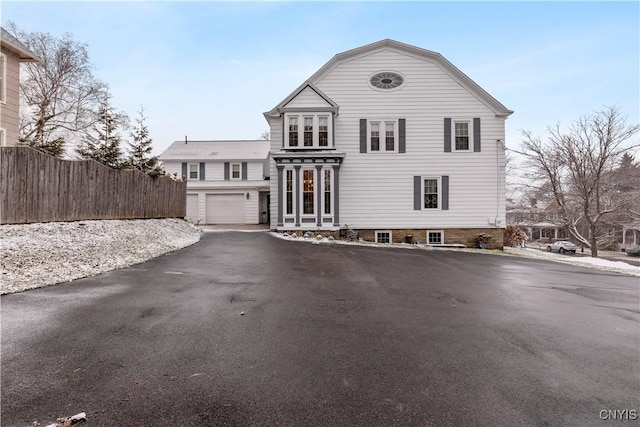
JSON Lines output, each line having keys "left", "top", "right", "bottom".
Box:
{"left": 197, "top": 224, "right": 270, "bottom": 232}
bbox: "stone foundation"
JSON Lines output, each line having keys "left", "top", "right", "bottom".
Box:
{"left": 280, "top": 228, "right": 505, "bottom": 249}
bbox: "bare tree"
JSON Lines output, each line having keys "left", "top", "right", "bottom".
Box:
{"left": 260, "top": 131, "right": 270, "bottom": 140}
{"left": 517, "top": 106, "right": 640, "bottom": 256}
{"left": 6, "top": 22, "right": 108, "bottom": 157}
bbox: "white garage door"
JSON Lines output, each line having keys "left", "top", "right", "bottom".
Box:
{"left": 186, "top": 194, "right": 199, "bottom": 223}
{"left": 205, "top": 194, "right": 245, "bottom": 224}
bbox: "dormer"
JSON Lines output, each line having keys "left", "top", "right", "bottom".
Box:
{"left": 265, "top": 81, "right": 339, "bottom": 150}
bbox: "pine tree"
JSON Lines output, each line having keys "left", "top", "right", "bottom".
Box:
{"left": 76, "top": 102, "right": 127, "bottom": 169}
{"left": 128, "top": 107, "right": 165, "bottom": 177}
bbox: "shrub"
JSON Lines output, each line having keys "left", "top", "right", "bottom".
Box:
{"left": 504, "top": 226, "right": 528, "bottom": 247}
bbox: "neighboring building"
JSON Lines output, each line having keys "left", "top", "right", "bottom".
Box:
{"left": 506, "top": 199, "right": 568, "bottom": 242}
{"left": 0, "top": 27, "right": 41, "bottom": 146}
{"left": 263, "top": 39, "right": 513, "bottom": 247}
{"left": 159, "top": 140, "right": 270, "bottom": 225}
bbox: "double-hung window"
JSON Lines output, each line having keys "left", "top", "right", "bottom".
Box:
{"left": 188, "top": 164, "right": 199, "bottom": 180}
{"left": 424, "top": 178, "right": 439, "bottom": 209}
{"left": 369, "top": 120, "right": 396, "bottom": 152}
{"left": 303, "top": 117, "right": 313, "bottom": 147}
{"left": 319, "top": 117, "right": 329, "bottom": 147}
{"left": 231, "top": 163, "right": 241, "bottom": 180}
{"left": 285, "top": 114, "right": 332, "bottom": 149}
{"left": 288, "top": 117, "right": 299, "bottom": 147}
{"left": 454, "top": 121, "right": 470, "bottom": 151}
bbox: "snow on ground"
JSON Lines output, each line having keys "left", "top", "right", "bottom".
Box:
{"left": 1, "top": 221, "right": 637, "bottom": 296}
{"left": 270, "top": 232, "right": 640, "bottom": 278}
{"left": 0, "top": 218, "right": 201, "bottom": 295}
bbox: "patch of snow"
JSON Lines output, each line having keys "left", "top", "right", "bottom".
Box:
{"left": 0, "top": 218, "right": 201, "bottom": 295}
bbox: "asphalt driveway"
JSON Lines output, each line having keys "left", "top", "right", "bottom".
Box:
{"left": 2, "top": 232, "right": 638, "bottom": 426}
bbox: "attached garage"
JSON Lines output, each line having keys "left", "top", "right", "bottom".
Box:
{"left": 205, "top": 194, "right": 245, "bottom": 224}
{"left": 186, "top": 194, "right": 199, "bottom": 223}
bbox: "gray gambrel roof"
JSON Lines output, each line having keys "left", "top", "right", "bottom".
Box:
{"left": 159, "top": 140, "right": 270, "bottom": 161}
{"left": 1, "top": 27, "right": 42, "bottom": 62}
{"left": 266, "top": 39, "right": 513, "bottom": 118}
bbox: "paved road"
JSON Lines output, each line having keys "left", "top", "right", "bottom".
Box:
{"left": 2, "top": 232, "right": 638, "bottom": 426}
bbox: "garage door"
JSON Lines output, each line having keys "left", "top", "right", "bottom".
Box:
{"left": 205, "top": 194, "right": 245, "bottom": 224}
{"left": 186, "top": 194, "right": 198, "bottom": 223}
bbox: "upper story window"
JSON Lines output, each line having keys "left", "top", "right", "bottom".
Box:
{"left": 189, "top": 163, "right": 199, "bottom": 180}
{"left": 285, "top": 113, "right": 332, "bottom": 149}
{"left": 0, "top": 53, "right": 6, "bottom": 104}
{"left": 288, "top": 117, "right": 299, "bottom": 147}
{"left": 454, "top": 121, "right": 470, "bottom": 151}
{"left": 369, "top": 120, "right": 397, "bottom": 152}
{"left": 319, "top": 117, "right": 328, "bottom": 147}
{"left": 369, "top": 71, "right": 405, "bottom": 91}
{"left": 370, "top": 71, "right": 404, "bottom": 90}
{"left": 231, "top": 163, "right": 241, "bottom": 180}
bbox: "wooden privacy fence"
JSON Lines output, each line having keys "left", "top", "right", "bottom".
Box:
{"left": 1, "top": 146, "right": 186, "bottom": 224}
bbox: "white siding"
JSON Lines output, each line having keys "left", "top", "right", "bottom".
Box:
{"left": 283, "top": 86, "right": 332, "bottom": 108}
{"left": 186, "top": 194, "right": 199, "bottom": 223}
{"left": 268, "top": 117, "right": 282, "bottom": 229}
{"left": 270, "top": 48, "right": 507, "bottom": 230}
{"left": 163, "top": 161, "right": 183, "bottom": 179}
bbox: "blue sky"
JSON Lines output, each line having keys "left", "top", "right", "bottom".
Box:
{"left": 2, "top": 1, "right": 639, "bottom": 156}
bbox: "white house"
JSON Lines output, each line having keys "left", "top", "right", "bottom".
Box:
{"left": 263, "top": 39, "right": 513, "bottom": 248}
{"left": 160, "top": 140, "right": 270, "bottom": 225}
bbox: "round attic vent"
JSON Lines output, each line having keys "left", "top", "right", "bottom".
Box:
{"left": 370, "top": 72, "right": 404, "bottom": 90}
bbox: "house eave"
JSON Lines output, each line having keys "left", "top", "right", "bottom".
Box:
{"left": 307, "top": 38, "right": 513, "bottom": 117}
{"left": 1, "top": 28, "right": 42, "bottom": 62}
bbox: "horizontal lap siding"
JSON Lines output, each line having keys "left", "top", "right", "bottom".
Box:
{"left": 315, "top": 50, "right": 506, "bottom": 229}
{"left": 284, "top": 87, "right": 330, "bottom": 108}
{"left": 0, "top": 49, "right": 21, "bottom": 145}
{"left": 269, "top": 118, "right": 283, "bottom": 228}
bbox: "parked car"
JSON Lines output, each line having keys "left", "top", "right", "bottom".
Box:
{"left": 546, "top": 240, "right": 578, "bottom": 254}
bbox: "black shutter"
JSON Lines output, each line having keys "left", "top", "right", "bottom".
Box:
{"left": 181, "top": 163, "right": 187, "bottom": 180}
{"left": 442, "top": 176, "right": 449, "bottom": 210}
{"left": 399, "top": 119, "right": 406, "bottom": 153}
{"left": 444, "top": 118, "right": 451, "bottom": 152}
{"left": 199, "top": 162, "right": 205, "bottom": 180}
{"left": 241, "top": 162, "right": 248, "bottom": 180}
{"left": 224, "top": 162, "right": 230, "bottom": 180}
{"left": 359, "top": 119, "right": 367, "bottom": 153}
{"left": 473, "top": 118, "right": 481, "bottom": 152}
{"left": 414, "top": 176, "right": 421, "bottom": 210}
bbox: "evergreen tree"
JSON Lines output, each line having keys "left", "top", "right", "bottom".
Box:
{"left": 76, "top": 101, "right": 127, "bottom": 169}
{"left": 128, "top": 107, "right": 165, "bottom": 177}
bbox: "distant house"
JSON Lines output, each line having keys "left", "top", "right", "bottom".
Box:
{"left": 0, "top": 27, "right": 41, "bottom": 146}
{"left": 159, "top": 140, "right": 270, "bottom": 225}
{"left": 263, "top": 39, "right": 513, "bottom": 247}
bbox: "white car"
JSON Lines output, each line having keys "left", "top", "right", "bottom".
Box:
{"left": 546, "top": 240, "right": 578, "bottom": 254}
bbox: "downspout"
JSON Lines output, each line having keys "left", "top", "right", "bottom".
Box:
{"left": 497, "top": 138, "right": 506, "bottom": 227}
